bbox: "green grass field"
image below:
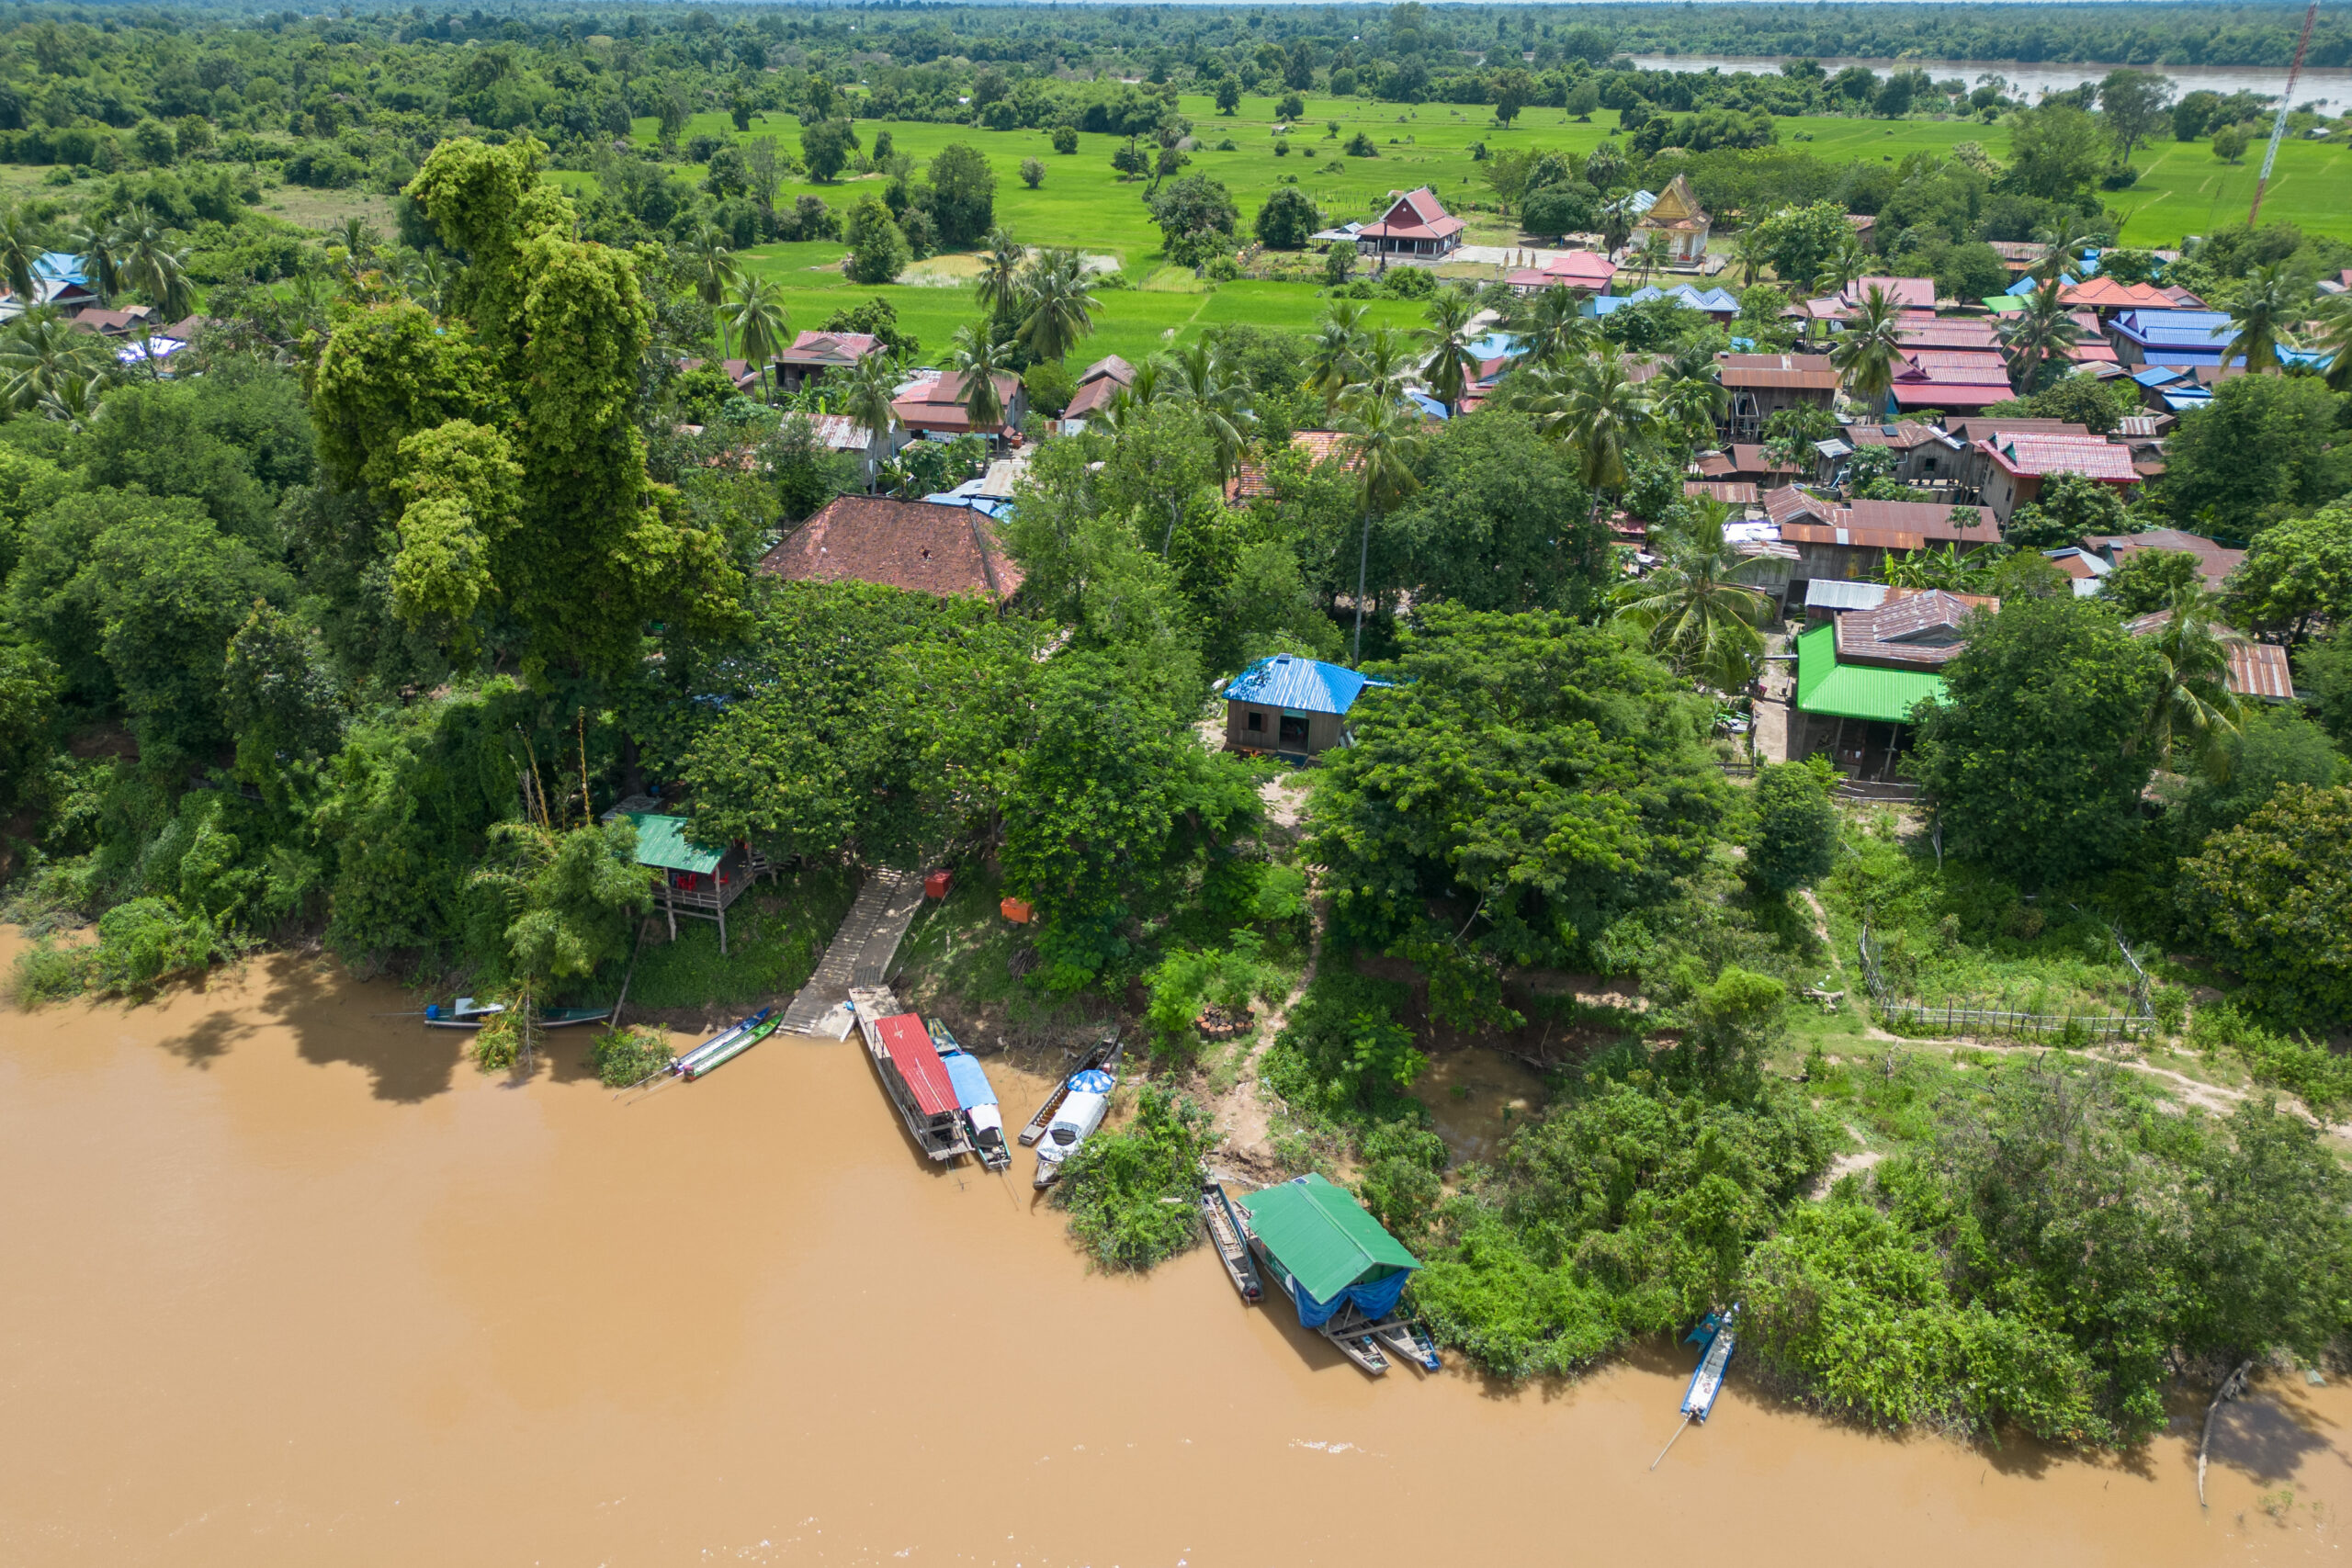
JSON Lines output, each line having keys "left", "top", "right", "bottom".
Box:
{"left": 580, "top": 90, "right": 2352, "bottom": 365}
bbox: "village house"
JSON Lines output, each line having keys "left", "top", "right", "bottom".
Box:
{"left": 890, "top": 369, "right": 1028, "bottom": 444}
{"left": 2084, "top": 527, "right": 2246, "bottom": 592}
{"left": 1227, "top": 430, "right": 1348, "bottom": 504}
{"left": 756, "top": 494, "right": 1023, "bottom": 604}
{"left": 1716, "top": 353, "right": 1839, "bottom": 442}
{"left": 1219, "top": 653, "right": 1390, "bottom": 757}
{"left": 1764, "top": 491, "right": 2000, "bottom": 601}
{"left": 1504, "top": 249, "right": 1617, "bottom": 298}
{"left": 1842, "top": 276, "right": 1937, "bottom": 311}
{"left": 774, "top": 330, "right": 885, "bottom": 394}
{"left": 1695, "top": 446, "right": 1802, "bottom": 486}
{"left": 1057, "top": 354, "right": 1136, "bottom": 432}
{"left": 2107, "top": 309, "right": 2238, "bottom": 369}
{"left": 1810, "top": 422, "right": 1965, "bottom": 489}
{"left": 1973, "top": 431, "right": 2140, "bottom": 524}
{"left": 1884, "top": 355, "right": 2018, "bottom": 417}
{"left": 1355, "top": 186, "right": 1464, "bottom": 266}
{"left": 1793, "top": 588, "right": 1992, "bottom": 784}
{"left": 1631, "top": 174, "right": 1710, "bottom": 263}
{"left": 800, "top": 412, "right": 904, "bottom": 490}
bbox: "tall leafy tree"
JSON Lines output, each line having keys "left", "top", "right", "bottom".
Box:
{"left": 2134, "top": 591, "right": 2246, "bottom": 778}
{"left": 834, "top": 350, "right": 903, "bottom": 491}
{"left": 723, "top": 275, "right": 788, "bottom": 399}
{"left": 1163, "top": 338, "right": 1254, "bottom": 492}
{"left": 2226, "top": 263, "right": 2301, "bottom": 373}
{"left": 2181, "top": 784, "right": 2352, "bottom": 1027}
{"left": 1303, "top": 299, "right": 1366, "bottom": 418}
{"left": 678, "top": 223, "right": 741, "bottom": 355}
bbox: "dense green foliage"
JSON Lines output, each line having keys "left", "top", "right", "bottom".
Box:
{"left": 1049, "top": 1086, "right": 1219, "bottom": 1271}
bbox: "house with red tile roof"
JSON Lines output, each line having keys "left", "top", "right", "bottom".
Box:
{"left": 1058, "top": 355, "right": 1136, "bottom": 428}
{"left": 756, "top": 495, "right": 1023, "bottom": 603}
{"left": 890, "top": 369, "right": 1027, "bottom": 441}
{"left": 1505, "top": 249, "right": 1617, "bottom": 296}
{"left": 1355, "top": 186, "right": 1464, "bottom": 265}
{"left": 1227, "top": 430, "right": 1351, "bottom": 503}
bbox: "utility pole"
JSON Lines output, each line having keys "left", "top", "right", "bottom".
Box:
{"left": 2251, "top": 0, "right": 2321, "bottom": 226}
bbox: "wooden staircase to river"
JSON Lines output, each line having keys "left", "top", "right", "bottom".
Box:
{"left": 778, "top": 868, "right": 925, "bottom": 1037}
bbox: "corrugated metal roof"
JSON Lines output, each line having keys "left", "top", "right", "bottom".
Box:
{"left": 878, "top": 1013, "right": 959, "bottom": 1116}
{"left": 1235, "top": 1175, "right": 1419, "bottom": 1304}
{"left": 1716, "top": 353, "right": 1839, "bottom": 389}
{"left": 1225, "top": 654, "right": 1389, "bottom": 716}
{"left": 1795, "top": 624, "right": 1949, "bottom": 724}
{"left": 625, "top": 813, "right": 723, "bottom": 874}
{"left": 1805, "top": 580, "right": 1890, "bottom": 611}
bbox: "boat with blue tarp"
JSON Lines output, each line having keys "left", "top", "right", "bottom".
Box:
{"left": 931, "top": 1021, "right": 1010, "bottom": 1171}
{"left": 1682, "top": 1306, "right": 1739, "bottom": 1422}
{"left": 1233, "top": 1174, "right": 1431, "bottom": 1377}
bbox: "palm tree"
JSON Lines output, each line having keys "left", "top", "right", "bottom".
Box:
{"left": 1334, "top": 388, "right": 1426, "bottom": 662}
{"left": 1724, "top": 233, "right": 1766, "bottom": 291}
{"left": 723, "top": 275, "right": 788, "bottom": 400}
{"left": 1523, "top": 350, "right": 1662, "bottom": 506}
{"left": 1304, "top": 299, "right": 1366, "bottom": 420}
{"left": 1998, "top": 278, "right": 2081, "bottom": 393}
{"left": 66, "top": 221, "right": 121, "bottom": 306}
{"left": 1634, "top": 231, "right": 1673, "bottom": 289}
{"left": 0, "top": 308, "right": 107, "bottom": 412}
{"left": 2316, "top": 290, "right": 2352, "bottom": 392}
{"left": 1092, "top": 358, "right": 1167, "bottom": 434}
{"left": 1506, "top": 283, "right": 1598, "bottom": 369}
{"left": 1611, "top": 503, "right": 1777, "bottom": 691}
{"left": 976, "top": 228, "right": 1028, "bottom": 318}
{"left": 0, "top": 205, "right": 44, "bottom": 305}
{"left": 679, "top": 224, "right": 741, "bottom": 355}
{"left": 401, "top": 247, "right": 457, "bottom": 317}
{"left": 2032, "top": 215, "right": 2095, "bottom": 287}
{"left": 834, "top": 349, "right": 903, "bottom": 491}
{"left": 1418, "top": 288, "right": 1480, "bottom": 415}
{"left": 1598, "top": 193, "right": 1638, "bottom": 256}
{"left": 116, "top": 206, "right": 193, "bottom": 322}
{"left": 947, "top": 322, "right": 1014, "bottom": 437}
{"left": 1017, "top": 247, "right": 1099, "bottom": 364}
{"left": 332, "top": 215, "right": 380, "bottom": 276}
{"left": 1165, "top": 337, "right": 1256, "bottom": 497}
{"left": 1655, "top": 361, "right": 1729, "bottom": 454}
{"left": 2226, "top": 262, "right": 2301, "bottom": 373}
{"left": 1351, "top": 325, "right": 1416, "bottom": 406}
{"left": 2137, "top": 589, "right": 2246, "bottom": 778}
{"left": 35, "top": 365, "right": 106, "bottom": 429}
{"left": 1830, "top": 284, "right": 1906, "bottom": 414}
{"left": 1812, "top": 230, "right": 1870, "bottom": 300}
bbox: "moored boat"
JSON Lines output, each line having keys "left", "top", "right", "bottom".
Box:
{"left": 423, "top": 999, "right": 615, "bottom": 1031}
{"left": 1681, "top": 1306, "right": 1740, "bottom": 1423}
{"left": 1372, "top": 1317, "right": 1442, "bottom": 1372}
{"left": 851, "top": 991, "right": 973, "bottom": 1163}
{"left": 1233, "top": 1174, "right": 1422, "bottom": 1380}
{"left": 676, "top": 1008, "right": 779, "bottom": 1081}
{"left": 1200, "top": 1180, "right": 1263, "bottom": 1303}
{"left": 1032, "top": 1066, "right": 1115, "bottom": 1189}
{"left": 932, "top": 1021, "right": 1010, "bottom": 1172}
{"left": 1015, "top": 1033, "right": 1120, "bottom": 1146}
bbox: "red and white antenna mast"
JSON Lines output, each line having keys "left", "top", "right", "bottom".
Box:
{"left": 2251, "top": 0, "right": 2322, "bottom": 225}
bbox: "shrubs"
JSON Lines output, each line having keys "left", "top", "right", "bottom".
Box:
{"left": 8, "top": 897, "right": 230, "bottom": 1003}
{"left": 1050, "top": 125, "right": 1079, "bottom": 154}
{"left": 1745, "top": 761, "right": 1838, "bottom": 893}
{"left": 588, "top": 1025, "right": 673, "bottom": 1088}
{"left": 1019, "top": 155, "right": 1045, "bottom": 188}
{"left": 1344, "top": 130, "right": 1378, "bottom": 157}
{"left": 1141, "top": 934, "right": 1283, "bottom": 1063}
{"left": 1049, "top": 1086, "right": 1216, "bottom": 1270}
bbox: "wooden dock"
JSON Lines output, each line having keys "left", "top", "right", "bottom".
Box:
{"left": 778, "top": 868, "right": 925, "bottom": 1037}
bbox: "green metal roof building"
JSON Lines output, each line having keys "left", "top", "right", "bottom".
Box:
{"left": 1235, "top": 1174, "right": 1420, "bottom": 1326}
{"left": 1793, "top": 624, "right": 1948, "bottom": 724}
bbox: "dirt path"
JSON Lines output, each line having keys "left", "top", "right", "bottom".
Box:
{"left": 1204, "top": 898, "right": 1320, "bottom": 1182}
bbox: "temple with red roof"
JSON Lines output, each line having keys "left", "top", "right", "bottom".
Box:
{"left": 1355, "top": 186, "right": 1464, "bottom": 265}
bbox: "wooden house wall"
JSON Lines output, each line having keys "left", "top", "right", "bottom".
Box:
{"left": 1224, "top": 700, "right": 1346, "bottom": 754}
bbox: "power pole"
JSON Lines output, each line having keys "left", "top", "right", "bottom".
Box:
{"left": 2251, "top": 0, "right": 2321, "bottom": 226}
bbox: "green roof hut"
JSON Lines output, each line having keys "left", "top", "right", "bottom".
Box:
{"left": 603, "top": 798, "right": 776, "bottom": 955}
{"left": 1234, "top": 1174, "right": 1420, "bottom": 1327}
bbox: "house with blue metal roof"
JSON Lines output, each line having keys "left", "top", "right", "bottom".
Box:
{"left": 2108, "top": 310, "right": 2238, "bottom": 369}
{"left": 1221, "top": 654, "right": 1392, "bottom": 756}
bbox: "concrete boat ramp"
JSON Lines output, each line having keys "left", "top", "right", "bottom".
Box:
{"left": 777, "top": 868, "right": 926, "bottom": 1038}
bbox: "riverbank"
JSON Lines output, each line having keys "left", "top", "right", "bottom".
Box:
{"left": 4, "top": 929, "right": 2349, "bottom": 1565}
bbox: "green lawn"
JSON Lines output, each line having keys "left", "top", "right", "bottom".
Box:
{"left": 566, "top": 93, "right": 2352, "bottom": 366}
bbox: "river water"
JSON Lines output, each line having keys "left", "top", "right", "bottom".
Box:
{"left": 6, "top": 932, "right": 2352, "bottom": 1565}
{"left": 1629, "top": 54, "right": 2352, "bottom": 110}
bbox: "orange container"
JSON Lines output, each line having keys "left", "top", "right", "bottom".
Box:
{"left": 924, "top": 870, "right": 952, "bottom": 899}
{"left": 999, "top": 897, "right": 1034, "bottom": 924}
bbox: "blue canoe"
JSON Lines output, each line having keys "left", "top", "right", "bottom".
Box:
{"left": 1681, "top": 1307, "right": 1739, "bottom": 1422}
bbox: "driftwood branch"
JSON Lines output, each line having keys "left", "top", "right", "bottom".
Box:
{"left": 2198, "top": 1359, "right": 2256, "bottom": 1508}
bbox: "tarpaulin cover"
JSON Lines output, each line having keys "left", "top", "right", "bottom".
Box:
{"left": 1069, "top": 1068, "right": 1115, "bottom": 1093}
{"left": 1237, "top": 1174, "right": 1419, "bottom": 1326}
{"left": 876, "top": 1013, "right": 957, "bottom": 1116}
{"left": 940, "top": 1050, "right": 998, "bottom": 1110}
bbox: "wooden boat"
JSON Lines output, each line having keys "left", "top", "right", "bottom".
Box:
{"left": 424, "top": 999, "right": 613, "bottom": 1031}
{"left": 932, "top": 1021, "right": 1010, "bottom": 1173}
{"left": 669, "top": 1007, "right": 776, "bottom": 1081}
{"left": 849, "top": 987, "right": 972, "bottom": 1163}
{"left": 676, "top": 1008, "right": 779, "bottom": 1081}
{"left": 1681, "top": 1307, "right": 1739, "bottom": 1423}
{"left": 1033, "top": 1060, "right": 1118, "bottom": 1189}
{"left": 1372, "top": 1317, "right": 1442, "bottom": 1372}
{"left": 1015, "top": 1033, "right": 1121, "bottom": 1147}
{"left": 1200, "top": 1181, "right": 1263, "bottom": 1303}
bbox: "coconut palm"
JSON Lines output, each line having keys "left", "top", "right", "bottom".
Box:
{"left": 66, "top": 221, "right": 122, "bottom": 306}
{"left": 2316, "top": 291, "right": 2352, "bottom": 392}
{"left": 401, "top": 247, "right": 458, "bottom": 316}
{"left": 1811, "top": 229, "right": 1870, "bottom": 300}
{"left": 115, "top": 206, "right": 193, "bottom": 321}
{"left": 975, "top": 228, "right": 1027, "bottom": 317}
{"left": 35, "top": 365, "right": 107, "bottom": 429}
{"left": 1634, "top": 230, "right": 1673, "bottom": 289}
{"left": 1830, "top": 284, "right": 1906, "bottom": 413}
{"left": 1611, "top": 502, "right": 1777, "bottom": 691}
{"left": 1997, "top": 278, "right": 2081, "bottom": 393}
{"left": 1599, "top": 192, "right": 1638, "bottom": 256}
{"left": 679, "top": 223, "right": 741, "bottom": 354}
{"left": 947, "top": 322, "right": 1014, "bottom": 437}
{"left": 0, "top": 205, "right": 44, "bottom": 304}
{"left": 1092, "top": 357, "right": 1166, "bottom": 434}
{"left": 1655, "top": 361, "right": 1729, "bottom": 454}
{"left": 2137, "top": 589, "right": 2246, "bottom": 778}
{"left": 0, "top": 307, "right": 107, "bottom": 411}
{"left": 1164, "top": 337, "right": 1256, "bottom": 494}
{"left": 1506, "top": 283, "right": 1598, "bottom": 369}
{"left": 1522, "top": 350, "right": 1662, "bottom": 505}
{"left": 1351, "top": 324, "right": 1416, "bottom": 406}
{"left": 1418, "top": 288, "right": 1481, "bottom": 415}
{"left": 2226, "top": 262, "right": 2301, "bottom": 373}
{"left": 1334, "top": 387, "right": 1426, "bottom": 661}
{"left": 1017, "top": 247, "right": 1100, "bottom": 364}
{"left": 1304, "top": 299, "right": 1366, "bottom": 419}
{"left": 2032, "top": 215, "right": 2095, "bottom": 287}
{"left": 834, "top": 348, "right": 903, "bottom": 491}
{"left": 332, "top": 215, "right": 380, "bottom": 276}
{"left": 723, "top": 275, "right": 788, "bottom": 399}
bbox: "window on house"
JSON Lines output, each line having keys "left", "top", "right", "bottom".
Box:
{"left": 1246, "top": 711, "right": 1264, "bottom": 732}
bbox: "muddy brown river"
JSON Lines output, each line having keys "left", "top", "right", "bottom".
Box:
{"left": 6, "top": 935, "right": 2350, "bottom": 1565}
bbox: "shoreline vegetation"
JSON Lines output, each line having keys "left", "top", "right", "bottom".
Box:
{"left": 1, "top": 0, "right": 2350, "bottom": 1463}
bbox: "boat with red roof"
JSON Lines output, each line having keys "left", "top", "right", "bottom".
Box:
{"left": 849, "top": 987, "right": 972, "bottom": 1162}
